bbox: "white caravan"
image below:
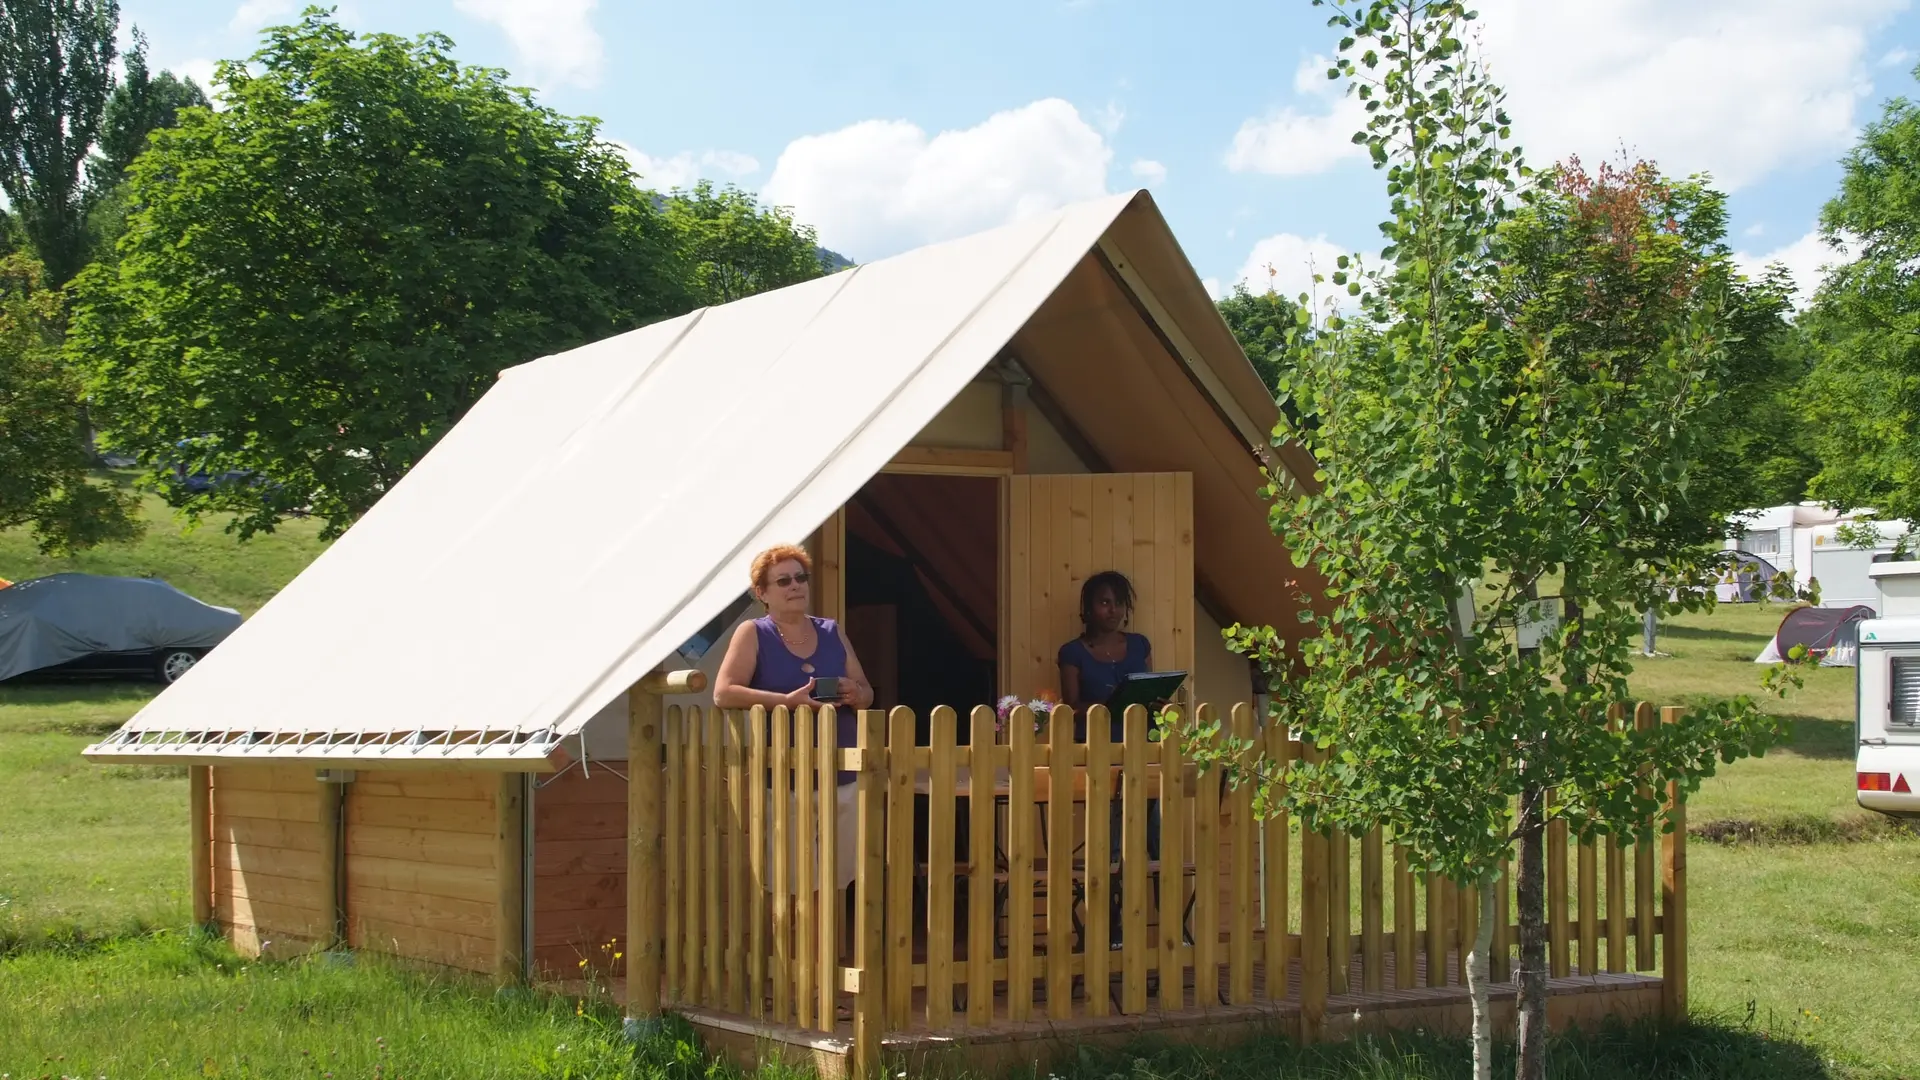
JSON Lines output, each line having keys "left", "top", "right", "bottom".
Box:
{"left": 1856, "top": 562, "right": 1920, "bottom": 817}
{"left": 1728, "top": 503, "right": 1912, "bottom": 613}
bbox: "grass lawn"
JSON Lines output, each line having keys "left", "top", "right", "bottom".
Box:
{"left": 3, "top": 495, "right": 1917, "bottom": 1076}
{"left": 0, "top": 487, "right": 329, "bottom": 950}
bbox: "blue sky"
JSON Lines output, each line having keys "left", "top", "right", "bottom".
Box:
{"left": 128, "top": 1, "right": 1920, "bottom": 305}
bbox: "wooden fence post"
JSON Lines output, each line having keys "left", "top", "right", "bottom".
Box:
{"left": 190, "top": 765, "right": 213, "bottom": 930}
{"left": 627, "top": 669, "right": 705, "bottom": 1030}
{"left": 851, "top": 708, "right": 888, "bottom": 1078}
{"left": 1660, "top": 705, "right": 1689, "bottom": 1020}
{"left": 1298, "top": 743, "right": 1328, "bottom": 1042}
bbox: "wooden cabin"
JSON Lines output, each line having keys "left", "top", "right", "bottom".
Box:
{"left": 85, "top": 191, "right": 1685, "bottom": 1077}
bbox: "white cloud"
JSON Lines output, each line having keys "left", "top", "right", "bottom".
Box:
{"left": 608, "top": 142, "right": 760, "bottom": 192}
{"left": 173, "top": 58, "right": 222, "bottom": 107}
{"left": 1233, "top": 232, "right": 1359, "bottom": 306}
{"left": 1471, "top": 0, "right": 1901, "bottom": 190}
{"left": 453, "top": 0, "right": 603, "bottom": 90}
{"left": 1225, "top": 3, "right": 1902, "bottom": 190}
{"left": 1201, "top": 276, "right": 1223, "bottom": 299}
{"left": 229, "top": 0, "right": 294, "bottom": 34}
{"left": 1743, "top": 222, "right": 1767, "bottom": 238}
{"left": 1224, "top": 56, "right": 1366, "bottom": 176}
{"left": 1881, "top": 46, "right": 1915, "bottom": 67}
{"left": 1130, "top": 158, "right": 1167, "bottom": 186}
{"left": 1094, "top": 101, "right": 1126, "bottom": 135}
{"left": 762, "top": 98, "right": 1113, "bottom": 260}
{"left": 1735, "top": 228, "right": 1854, "bottom": 307}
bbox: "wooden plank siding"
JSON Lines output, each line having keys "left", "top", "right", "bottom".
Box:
{"left": 345, "top": 769, "right": 501, "bottom": 973}
{"left": 530, "top": 764, "right": 630, "bottom": 980}
{"left": 209, "top": 765, "right": 325, "bottom": 954}
{"left": 1004, "top": 473, "right": 1195, "bottom": 704}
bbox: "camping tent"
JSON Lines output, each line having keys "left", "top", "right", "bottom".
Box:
{"left": 1714, "top": 550, "right": 1779, "bottom": 603}
{"left": 1755, "top": 604, "right": 1874, "bottom": 666}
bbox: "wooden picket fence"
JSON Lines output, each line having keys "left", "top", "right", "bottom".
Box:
{"left": 649, "top": 700, "right": 1688, "bottom": 1075}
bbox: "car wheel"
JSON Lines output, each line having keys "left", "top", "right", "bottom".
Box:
{"left": 157, "top": 649, "right": 200, "bottom": 684}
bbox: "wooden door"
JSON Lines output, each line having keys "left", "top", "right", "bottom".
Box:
{"left": 1003, "top": 473, "right": 1195, "bottom": 704}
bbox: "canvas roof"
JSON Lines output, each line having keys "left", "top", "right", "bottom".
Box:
{"left": 84, "top": 190, "right": 1307, "bottom": 769}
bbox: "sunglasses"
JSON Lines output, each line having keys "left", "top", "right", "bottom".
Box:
{"left": 769, "top": 571, "right": 811, "bottom": 589}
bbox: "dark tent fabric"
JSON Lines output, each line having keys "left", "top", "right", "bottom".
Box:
{"left": 1756, "top": 604, "right": 1873, "bottom": 667}
{"left": 0, "top": 573, "right": 242, "bottom": 680}
{"left": 1715, "top": 550, "right": 1780, "bottom": 602}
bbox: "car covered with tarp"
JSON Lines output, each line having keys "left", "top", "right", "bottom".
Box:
{"left": 0, "top": 573, "right": 243, "bottom": 683}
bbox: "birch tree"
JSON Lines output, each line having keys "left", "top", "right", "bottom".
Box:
{"left": 1191, "top": 4, "right": 1790, "bottom": 1078}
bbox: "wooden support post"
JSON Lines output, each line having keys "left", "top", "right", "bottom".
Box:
{"left": 496, "top": 773, "right": 527, "bottom": 985}
{"left": 190, "top": 765, "right": 213, "bottom": 929}
{"left": 851, "top": 710, "right": 888, "bottom": 1079}
{"left": 1661, "top": 705, "right": 1689, "bottom": 1020}
{"left": 317, "top": 776, "right": 343, "bottom": 950}
{"left": 1002, "top": 381, "right": 1030, "bottom": 473}
{"left": 627, "top": 668, "right": 704, "bottom": 1024}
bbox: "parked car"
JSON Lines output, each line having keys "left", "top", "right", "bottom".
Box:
{"left": 0, "top": 573, "right": 243, "bottom": 685}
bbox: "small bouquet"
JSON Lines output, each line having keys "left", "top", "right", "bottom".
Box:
{"left": 995, "top": 690, "right": 1060, "bottom": 733}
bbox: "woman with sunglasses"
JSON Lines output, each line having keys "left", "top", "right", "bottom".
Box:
{"left": 714, "top": 544, "right": 873, "bottom": 948}
{"left": 714, "top": 544, "right": 874, "bottom": 717}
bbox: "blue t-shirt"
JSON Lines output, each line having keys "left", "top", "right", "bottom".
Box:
{"left": 1058, "top": 633, "right": 1152, "bottom": 739}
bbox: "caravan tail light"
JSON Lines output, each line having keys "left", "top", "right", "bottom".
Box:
{"left": 1859, "top": 772, "right": 1893, "bottom": 791}
{"left": 1898, "top": 774, "right": 1914, "bottom": 794}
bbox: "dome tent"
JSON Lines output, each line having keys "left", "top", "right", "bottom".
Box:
{"left": 1755, "top": 604, "right": 1874, "bottom": 667}
{"left": 1713, "top": 549, "right": 1779, "bottom": 603}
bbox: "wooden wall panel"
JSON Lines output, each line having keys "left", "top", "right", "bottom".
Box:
{"left": 1005, "top": 472, "right": 1196, "bottom": 702}
{"left": 209, "top": 765, "right": 325, "bottom": 955}
{"left": 344, "top": 769, "right": 501, "bottom": 974}
{"left": 530, "top": 764, "right": 629, "bottom": 980}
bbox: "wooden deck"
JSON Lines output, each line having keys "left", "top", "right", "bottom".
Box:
{"left": 561, "top": 953, "right": 1663, "bottom": 1078}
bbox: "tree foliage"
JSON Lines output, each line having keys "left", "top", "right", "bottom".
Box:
{"left": 0, "top": 244, "right": 140, "bottom": 551}
{"left": 68, "top": 12, "right": 692, "bottom": 541}
{"left": 662, "top": 180, "right": 830, "bottom": 306}
{"left": 0, "top": 0, "right": 120, "bottom": 286}
{"left": 1216, "top": 279, "right": 1309, "bottom": 395}
{"left": 87, "top": 26, "right": 208, "bottom": 194}
{"left": 1800, "top": 74, "right": 1920, "bottom": 529}
{"left": 1190, "top": 4, "right": 1786, "bottom": 1076}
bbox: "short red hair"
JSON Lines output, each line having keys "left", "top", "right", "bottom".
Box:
{"left": 749, "top": 544, "right": 812, "bottom": 591}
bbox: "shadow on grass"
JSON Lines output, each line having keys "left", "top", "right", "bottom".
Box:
{"left": 0, "top": 680, "right": 157, "bottom": 736}
{"left": 1043, "top": 1014, "right": 1835, "bottom": 1080}
{"left": 1659, "top": 621, "right": 1779, "bottom": 646}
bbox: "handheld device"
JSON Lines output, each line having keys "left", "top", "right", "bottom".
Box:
{"left": 1105, "top": 670, "right": 1188, "bottom": 712}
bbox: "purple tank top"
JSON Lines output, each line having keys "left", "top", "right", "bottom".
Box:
{"left": 751, "top": 615, "right": 856, "bottom": 784}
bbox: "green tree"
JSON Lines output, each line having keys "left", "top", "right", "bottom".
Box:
{"left": 661, "top": 180, "right": 831, "bottom": 306}
{"left": 1799, "top": 73, "right": 1920, "bottom": 532}
{"left": 1216, "top": 280, "right": 1308, "bottom": 395}
{"left": 0, "top": 245, "right": 140, "bottom": 551}
{"left": 68, "top": 11, "right": 690, "bottom": 540}
{"left": 87, "top": 27, "right": 208, "bottom": 193}
{"left": 1502, "top": 160, "right": 1816, "bottom": 548}
{"left": 0, "top": 0, "right": 121, "bottom": 286}
{"left": 1195, "top": 6, "right": 1784, "bottom": 1078}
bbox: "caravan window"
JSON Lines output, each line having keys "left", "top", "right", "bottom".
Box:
{"left": 1745, "top": 531, "right": 1779, "bottom": 556}
{"left": 1894, "top": 657, "right": 1920, "bottom": 727}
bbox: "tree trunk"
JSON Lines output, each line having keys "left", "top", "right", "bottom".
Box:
{"left": 1515, "top": 789, "right": 1549, "bottom": 1080}
{"left": 1467, "top": 873, "right": 1498, "bottom": 1080}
